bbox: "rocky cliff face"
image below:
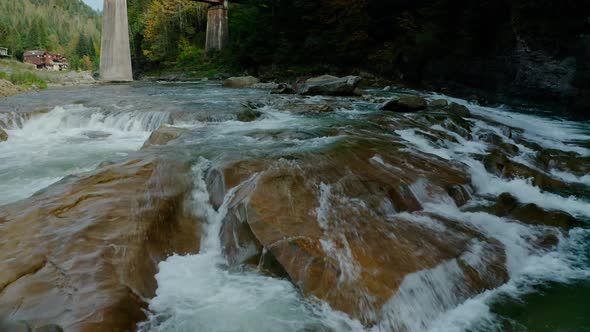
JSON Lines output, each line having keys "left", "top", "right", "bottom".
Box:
{"left": 385, "top": 0, "right": 590, "bottom": 118}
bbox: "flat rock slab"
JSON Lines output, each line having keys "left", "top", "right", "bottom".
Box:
{"left": 0, "top": 158, "right": 201, "bottom": 331}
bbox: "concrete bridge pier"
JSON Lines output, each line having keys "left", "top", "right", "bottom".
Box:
{"left": 205, "top": 1, "right": 229, "bottom": 52}
{"left": 100, "top": 0, "right": 133, "bottom": 82}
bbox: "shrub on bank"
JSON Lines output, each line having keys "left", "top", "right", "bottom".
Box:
{"left": 8, "top": 71, "right": 47, "bottom": 89}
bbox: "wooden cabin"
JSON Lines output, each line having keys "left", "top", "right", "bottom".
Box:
{"left": 23, "top": 51, "right": 68, "bottom": 71}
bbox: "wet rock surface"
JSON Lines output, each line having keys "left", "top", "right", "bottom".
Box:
{"left": 141, "top": 126, "right": 188, "bottom": 149}
{"left": 381, "top": 95, "right": 428, "bottom": 112}
{"left": 218, "top": 138, "right": 510, "bottom": 323}
{"left": 0, "top": 158, "right": 201, "bottom": 331}
{"left": 298, "top": 75, "right": 362, "bottom": 96}
{"left": 223, "top": 76, "right": 260, "bottom": 88}
{"left": 486, "top": 193, "right": 578, "bottom": 229}
{"left": 1, "top": 82, "right": 588, "bottom": 331}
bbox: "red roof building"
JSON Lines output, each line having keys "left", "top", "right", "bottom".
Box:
{"left": 23, "top": 51, "right": 68, "bottom": 71}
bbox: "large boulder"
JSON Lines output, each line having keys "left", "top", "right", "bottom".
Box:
{"left": 298, "top": 75, "right": 362, "bottom": 96}
{"left": 0, "top": 158, "right": 201, "bottom": 331}
{"left": 305, "top": 74, "right": 339, "bottom": 83}
{"left": 381, "top": 95, "right": 428, "bottom": 112}
{"left": 219, "top": 139, "right": 509, "bottom": 325}
{"left": 222, "top": 76, "right": 260, "bottom": 88}
{"left": 0, "top": 127, "right": 7, "bottom": 142}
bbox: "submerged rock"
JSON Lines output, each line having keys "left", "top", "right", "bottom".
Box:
{"left": 483, "top": 149, "right": 569, "bottom": 191}
{"left": 223, "top": 76, "right": 260, "bottom": 88}
{"left": 236, "top": 109, "right": 263, "bottom": 122}
{"left": 298, "top": 75, "right": 362, "bottom": 96}
{"left": 0, "top": 127, "right": 7, "bottom": 142}
{"left": 0, "top": 158, "right": 201, "bottom": 330}
{"left": 271, "top": 85, "right": 296, "bottom": 95}
{"left": 279, "top": 101, "right": 335, "bottom": 114}
{"left": 251, "top": 82, "right": 281, "bottom": 90}
{"left": 429, "top": 99, "right": 449, "bottom": 108}
{"left": 448, "top": 102, "right": 471, "bottom": 118}
{"left": 487, "top": 193, "right": 577, "bottom": 229}
{"left": 381, "top": 95, "right": 428, "bottom": 112}
{"left": 142, "top": 126, "right": 187, "bottom": 149}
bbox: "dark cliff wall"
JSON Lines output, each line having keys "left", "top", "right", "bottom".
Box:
{"left": 228, "top": 0, "right": 590, "bottom": 118}
{"left": 395, "top": 0, "right": 590, "bottom": 118}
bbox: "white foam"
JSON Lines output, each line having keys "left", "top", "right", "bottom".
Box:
{"left": 551, "top": 169, "right": 590, "bottom": 186}
{"left": 375, "top": 259, "right": 468, "bottom": 332}
{"left": 0, "top": 105, "right": 155, "bottom": 205}
{"left": 315, "top": 183, "right": 362, "bottom": 284}
{"left": 395, "top": 129, "right": 452, "bottom": 159}
{"left": 395, "top": 114, "right": 590, "bottom": 219}
{"left": 428, "top": 93, "right": 590, "bottom": 156}
{"left": 430, "top": 228, "right": 590, "bottom": 332}
{"left": 467, "top": 159, "right": 590, "bottom": 218}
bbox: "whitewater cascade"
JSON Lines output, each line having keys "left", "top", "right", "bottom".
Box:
{"left": 0, "top": 82, "right": 588, "bottom": 331}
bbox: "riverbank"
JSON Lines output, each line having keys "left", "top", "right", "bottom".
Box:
{"left": 139, "top": 64, "right": 590, "bottom": 121}
{"left": 0, "top": 59, "right": 96, "bottom": 99}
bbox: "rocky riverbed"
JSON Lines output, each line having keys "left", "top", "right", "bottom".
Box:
{"left": 0, "top": 81, "right": 588, "bottom": 332}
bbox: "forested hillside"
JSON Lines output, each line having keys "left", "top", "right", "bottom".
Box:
{"left": 0, "top": 0, "right": 101, "bottom": 70}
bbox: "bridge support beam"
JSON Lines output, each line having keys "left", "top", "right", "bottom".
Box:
{"left": 100, "top": 0, "right": 133, "bottom": 82}
{"left": 205, "top": 2, "right": 229, "bottom": 52}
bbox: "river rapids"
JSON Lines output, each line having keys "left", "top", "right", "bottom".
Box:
{"left": 0, "top": 82, "right": 588, "bottom": 332}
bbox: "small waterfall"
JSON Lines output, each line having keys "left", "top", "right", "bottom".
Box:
{"left": 0, "top": 111, "right": 37, "bottom": 129}
{"left": 140, "top": 159, "right": 365, "bottom": 332}
{"left": 11, "top": 105, "right": 172, "bottom": 134}
{"left": 0, "top": 104, "right": 167, "bottom": 206}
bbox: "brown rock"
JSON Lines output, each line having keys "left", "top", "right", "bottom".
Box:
{"left": 305, "top": 75, "right": 339, "bottom": 83}
{"left": 141, "top": 126, "right": 187, "bottom": 149}
{"left": 223, "top": 76, "right": 260, "bottom": 88}
{"left": 0, "top": 158, "right": 201, "bottom": 331}
{"left": 281, "top": 102, "right": 335, "bottom": 114}
{"left": 219, "top": 140, "right": 508, "bottom": 324}
{"left": 487, "top": 192, "right": 577, "bottom": 229}
{"left": 381, "top": 95, "right": 428, "bottom": 112}
{"left": 0, "top": 127, "right": 7, "bottom": 142}
{"left": 206, "top": 167, "right": 225, "bottom": 210}
{"left": 483, "top": 150, "right": 569, "bottom": 191}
